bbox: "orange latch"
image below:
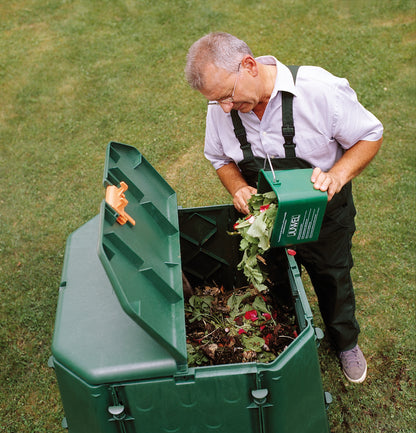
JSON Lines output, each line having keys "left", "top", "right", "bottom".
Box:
{"left": 105, "top": 181, "right": 136, "bottom": 226}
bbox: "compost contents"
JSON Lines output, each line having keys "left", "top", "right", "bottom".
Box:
{"left": 185, "top": 285, "right": 298, "bottom": 367}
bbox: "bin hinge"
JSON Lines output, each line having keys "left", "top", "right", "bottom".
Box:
{"left": 324, "top": 391, "right": 333, "bottom": 410}
{"left": 108, "top": 386, "right": 134, "bottom": 432}
{"left": 47, "top": 356, "right": 55, "bottom": 369}
{"left": 314, "top": 327, "right": 324, "bottom": 347}
{"left": 248, "top": 388, "right": 273, "bottom": 433}
{"left": 250, "top": 389, "right": 271, "bottom": 407}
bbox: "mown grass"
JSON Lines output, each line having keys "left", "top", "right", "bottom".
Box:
{"left": 0, "top": 1, "right": 415, "bottom": 432}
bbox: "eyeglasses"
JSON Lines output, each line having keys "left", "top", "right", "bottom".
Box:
{"left": 207, "top": 63, "right": 241, "bottom": 106}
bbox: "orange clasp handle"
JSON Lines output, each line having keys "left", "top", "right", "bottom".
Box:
{"left": 105, "top": 181, "right": 136, "bottom": 226}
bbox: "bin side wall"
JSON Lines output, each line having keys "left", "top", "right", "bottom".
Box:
{"left": 53, "top": 360, "right": 116, "bottom": 433}
{"left": 121, "top": 373, "right": 259, "bottom": 433}
{"left": 262, "top": 333, "right": 330, "bottom": 433}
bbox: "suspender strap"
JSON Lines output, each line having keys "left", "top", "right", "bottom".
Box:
{"left": 231, "top": 109, "right": 255, "bottom": 162}
{"left": 281, "top": 65, "right": 299, "bottom": 158}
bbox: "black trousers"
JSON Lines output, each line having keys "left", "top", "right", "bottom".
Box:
{"left": 269, "top": 182, "right": 360, "bottom": 352}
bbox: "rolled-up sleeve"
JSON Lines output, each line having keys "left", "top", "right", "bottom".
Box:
{"left": 333, "top": 78, "right": 384, "bottom": 149}
{"left": 204, "top": 108, "right": 235, "bottom": 170}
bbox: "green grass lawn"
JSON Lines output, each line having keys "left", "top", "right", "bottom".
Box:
{"left": 1, "top": 1, "right": 415, "bottom": 432}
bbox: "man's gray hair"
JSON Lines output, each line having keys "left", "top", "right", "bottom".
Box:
{"left": 185, "top": 32, "right": 253, "bottom": 90}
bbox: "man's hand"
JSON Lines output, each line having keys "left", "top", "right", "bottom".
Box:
{"left": 311, "top": 167, "right": 343, "bottom": 201}
{"left": 233, "top": 185, "right": 257, "bottom": 214}
{"left": 311, "top": 137, "right": 383, "bottom": 201}
{"left": 216, "top": 162, "right": 257, "bottom": 214}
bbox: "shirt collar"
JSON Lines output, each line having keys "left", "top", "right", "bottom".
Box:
{"left": 255, "top": 56, "right": 298, "bottom": 98}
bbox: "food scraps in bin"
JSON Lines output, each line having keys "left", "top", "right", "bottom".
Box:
{"left": 185, "top": 285, "right": 298, "bottom": 367}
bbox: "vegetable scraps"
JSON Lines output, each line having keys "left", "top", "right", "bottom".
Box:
{"left": 232, "top": 191, "right": 278, "bottom": 291}
{"left": 185, "top": 285, "right": 298, "bottom": 367}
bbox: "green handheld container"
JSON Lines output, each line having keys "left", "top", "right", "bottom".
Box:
{"left": 257, "top": 169, "right": 327, "bottom": 247}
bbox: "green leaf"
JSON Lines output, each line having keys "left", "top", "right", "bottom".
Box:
{"left": 257, "top": 352, "right": 277, "bottom": 363}
{"left": 186, "top": 343, "right": 209, "bottom": 366}
{"left": 252, "top": 296, "right": 273, "bottom": 316}
{"left": 187, "top": 295, "right": 216, "bottom": 322}
{"left": 241, "top": 335, "right": 266, "bottom": 352}
{"left": 227, "top": 291, "right": 251, "bottom": 319}
{"left": 263, "top": 191, "right": 277, "bottom": 201}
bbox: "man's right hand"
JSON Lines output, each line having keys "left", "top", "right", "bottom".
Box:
{"left": 233, "top": 185, "right": 257, "bottom": 214}
{"left": 216, "top": 162, "right": 257, "bottom": 214}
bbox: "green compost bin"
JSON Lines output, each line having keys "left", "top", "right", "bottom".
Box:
{"left": 257, "top": 168, "right": 327, "bottom": 247}
{"left": 51, "top": 142, "right": 331, "bottom": 433}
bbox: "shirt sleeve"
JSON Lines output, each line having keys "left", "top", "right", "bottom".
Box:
{"left": 204, "top": 107, "right": 234, "bottom": 170}
{"left": 332, "top": 78, "right": 383, "bottom": 149}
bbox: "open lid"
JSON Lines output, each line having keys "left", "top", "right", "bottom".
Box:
{"left": 97, "top": 142, "right": 187, "bottom": 365}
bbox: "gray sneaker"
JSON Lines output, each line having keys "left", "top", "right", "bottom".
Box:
{"left": 339, "top": 345, "right": 367, "bottom": 383}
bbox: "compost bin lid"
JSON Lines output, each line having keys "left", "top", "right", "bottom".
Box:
{"left": 97, "top": 141, "right": 187, "bottom": 365}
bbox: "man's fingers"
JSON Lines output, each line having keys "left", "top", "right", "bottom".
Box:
{"left": 312, "top": 168, "right": 333, "bottom": 191}
{"left": 311, "top": 167, "right": 322, "bottom": 183}
{"left": 233, "top": 185, "right": 257, "bottom": 214}
{"left": 319, "top": 176, "right": 333, "bottom": 192}
{"left": 234, "top": 197, "right": 249, "bottom": 214}
{"left": 311, "top": 169, "right": 343, "bottom": 201}
{"left": 311, "top": 167, "right": 329, "bottom": 191}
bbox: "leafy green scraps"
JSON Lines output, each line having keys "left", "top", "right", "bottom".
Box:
{"left": 232, "top": 191, "right": 278, "bottom": 291}
{"left": 185, "top": 285, "right": 298, "bottom": 367}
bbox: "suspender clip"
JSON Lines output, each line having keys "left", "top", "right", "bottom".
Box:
{"left": 282, "top": 125, "right": 295, "bottom": 142}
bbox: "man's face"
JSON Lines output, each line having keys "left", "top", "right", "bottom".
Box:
{"left": 200, "top": 63, "right": 259, "bottom": 113}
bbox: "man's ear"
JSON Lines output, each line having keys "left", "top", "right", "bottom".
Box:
{"left": 241, "top": 55, "right": 258, "bottom": 77}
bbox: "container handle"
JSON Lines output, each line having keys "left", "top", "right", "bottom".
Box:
{"left": 266, "top": 154, "right": 277, "bottom": 183}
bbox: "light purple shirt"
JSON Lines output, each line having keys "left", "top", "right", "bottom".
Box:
{"left": 204, "top": 56, "right": 383, "bottom": 172}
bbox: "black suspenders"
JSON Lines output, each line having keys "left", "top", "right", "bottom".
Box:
{"left": 230, "top": 110, "right": 256, "bottom": 163}
{"left": 281, "top": 65, "right": 299, "bottom": 158}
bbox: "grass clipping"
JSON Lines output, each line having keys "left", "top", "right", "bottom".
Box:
{"left": 185, "top": 192, "right": 298, "bottom": 367}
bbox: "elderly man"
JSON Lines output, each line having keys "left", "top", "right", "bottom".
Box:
{"left": 185, "top": 32, "right": 383, "bottom": 383}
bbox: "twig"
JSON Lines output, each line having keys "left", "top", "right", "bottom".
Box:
{"left": 201, "top": 327, "right": 220, "bottom": 342}
{"left": 278, "top": 335, "right": 295, "bottom": 341}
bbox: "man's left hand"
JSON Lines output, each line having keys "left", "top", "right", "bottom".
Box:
{"left": 311, "top": 167, "right": 343, "bottom": 201}
{"left": 310, "top": 138, "right": 383, "bottom": 201}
